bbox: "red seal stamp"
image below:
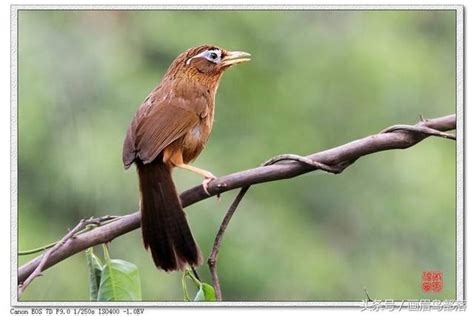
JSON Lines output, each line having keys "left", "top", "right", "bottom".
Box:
{"left": 422, "top": 271, "right": 443, "bottom": 292}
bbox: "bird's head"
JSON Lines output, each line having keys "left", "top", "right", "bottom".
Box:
{"left": 165, "top": 45, "right": 251, "bottom": 88}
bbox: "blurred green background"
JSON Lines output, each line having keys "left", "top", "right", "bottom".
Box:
{"left": 18, "top": 10, "right": 456, "bottom": 301}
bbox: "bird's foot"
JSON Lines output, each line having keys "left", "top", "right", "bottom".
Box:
{"left": 202, "top": 174, "right": 217, "bottom": 197}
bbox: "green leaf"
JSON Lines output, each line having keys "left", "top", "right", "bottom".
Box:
{"left": 182, "top": 270, "right": 216, "bottom": 302}
{"left": 85, "top": 248, "right": 103, "bottom": 301}
{"left": 194, "top": 282, "right": 216, "bottom": 302}
{"left": 97, "top": 258, "right": 142, "bottom": 301}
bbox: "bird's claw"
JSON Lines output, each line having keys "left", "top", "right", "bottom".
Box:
{"left": 202, "top": 176, "right": 217, "bottom": 197}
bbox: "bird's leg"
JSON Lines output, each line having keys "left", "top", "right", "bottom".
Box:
{"left": 175, "top": 163, "right": 216, "bottom": 196}
{"left": 175, "top": 163, "right": 215, "bottom": 178}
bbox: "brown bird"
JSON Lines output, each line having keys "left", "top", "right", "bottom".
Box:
{"left": 122, "top": 45, "right": 251, "bottom": 271}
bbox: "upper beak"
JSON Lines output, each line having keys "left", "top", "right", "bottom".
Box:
{"left": 221, "top": 51, "right": 251, "bottom": 66}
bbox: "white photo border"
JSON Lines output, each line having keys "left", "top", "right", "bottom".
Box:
{"left": 10, "top": 4, "right": 464, "bottom": 307}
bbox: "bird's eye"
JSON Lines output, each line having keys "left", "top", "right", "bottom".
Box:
{"left": 205, "top": 50, "right": 221, "bottom": 63}
{"left": 187, "top": 49, "right": 221, "bottom": 65}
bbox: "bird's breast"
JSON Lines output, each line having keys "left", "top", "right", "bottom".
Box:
{"left": 181, "top": 117, "right": 213, "bottom": 163}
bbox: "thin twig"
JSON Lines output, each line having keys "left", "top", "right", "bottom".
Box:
{"left": 262, "top": 153, "right": 355, "bottom": 174}
{"left": 263, "top": 154, "right": 342, "bottom": 173}
{"left": 380, "top": 124, "right": 456, "bottom": 140}
{"left": 18, "top": 241, "right": 57, "bottom": 256}
{"left": 208, "top": 186, "right": 250, "bottom": 301}
{"left": 364, "top": 287, "right": 373, "bottom": 302}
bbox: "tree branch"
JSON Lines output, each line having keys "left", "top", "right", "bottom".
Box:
{"left": 17, "top": 114, "right": 456, "bottom": 286}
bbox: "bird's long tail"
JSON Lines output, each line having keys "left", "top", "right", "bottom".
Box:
{"left": 136, "top": 159, "right": 202, "bottom": 271}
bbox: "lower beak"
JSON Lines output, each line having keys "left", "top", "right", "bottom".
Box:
{"left": 221, "top": 51, "right": 251, "bottom": 66}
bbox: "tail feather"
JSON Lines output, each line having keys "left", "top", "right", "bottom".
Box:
{"left": 137, "top": 159, "right": 202, "bottom": 271}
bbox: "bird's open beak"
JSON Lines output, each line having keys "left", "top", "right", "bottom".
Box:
{"left": 221, "top": 51, "right": 251, "bottom": 66}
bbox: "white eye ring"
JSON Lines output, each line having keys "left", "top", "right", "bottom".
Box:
{"left": 186, "top": 49, "right": 222, "bottom": 65}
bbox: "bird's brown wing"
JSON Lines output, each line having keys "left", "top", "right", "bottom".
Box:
{"left": 123, "top": 92, "right": 208, "bottom": 168}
